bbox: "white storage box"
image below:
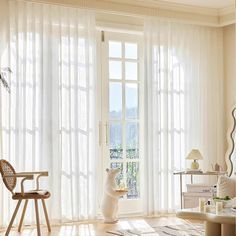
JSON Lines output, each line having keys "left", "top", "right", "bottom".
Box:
{"left": 183, "top": 192, "right": 213, "bottom": 208}
{"left": 186, "top": 184, "right": 215, "bottom": 193}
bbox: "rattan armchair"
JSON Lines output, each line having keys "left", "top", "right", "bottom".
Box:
{"left": 0, "top": 159, "right": 51, "bottom": 236}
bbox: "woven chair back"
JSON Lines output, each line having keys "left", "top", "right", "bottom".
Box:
{"left": 0, "top": 159, "right": 16, "bottom": 193}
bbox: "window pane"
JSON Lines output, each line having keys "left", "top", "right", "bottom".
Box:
{"left": 126, "top": 122, "right": 139, "bottom": 159}
{"left": 110, "top": 162, "right": 123, "bottom": 187}
{"left": 109, "top": 82, "right": 122, "bottom": 119}
{"left": 110, "top": 123, "right": 123, "bottom": 159}
{"left": 109, "top": 61, "right": 122, "bottom": 80}
{"left": 109, "top": 41, "right": 122, "bottom": 58}
{"left": 125, "top": 62, "right": 137, "bottom": 80}
{"left": 126, "top": 162, "right": 139, "bottom": 199}
{"left": 126, "top": 83, "right": 138, "bottom": 119}
{"left": 125, "top": 43, "right": 137, "bottom": 59}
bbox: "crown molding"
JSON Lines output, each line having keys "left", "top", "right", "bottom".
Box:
{"left": 218, "top": 5, "right": 235, "bottom": 26}
{"left": 104, "top": 0, "right": 219, "bottom": 16}
{"left": 23, "top": 0, "right": 235, "bottom": 27}
{"left": 218, "top": 4, "right": 235, "bottom": 15}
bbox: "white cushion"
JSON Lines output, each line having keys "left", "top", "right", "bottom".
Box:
{"left": 217, "top": 175, "right": 236, "bottom": 198}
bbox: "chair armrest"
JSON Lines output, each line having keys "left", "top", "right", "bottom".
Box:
{"left": 17, "top": 171, "right": 48, "bottom": 176}
{"left": 3, "top": 171, "right": 49, "bottom": 194}
{"left": 3, "top": 173, "right": 34, "bottom": 179}
{"left": 16, "top": 171, "right": 49, "bottom": 190}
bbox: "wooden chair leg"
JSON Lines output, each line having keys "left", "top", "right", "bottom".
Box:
{"left": 18, "top": 199, "right": 28, "bottom": 232}
{"left": 5, "top": 199, "right": 22, "bottom": 236}
{"left": 41, "top": 199, "right": 51, "bottom": 232}
{"left": 34, "top": 199, "right": 41, "bottom": 236}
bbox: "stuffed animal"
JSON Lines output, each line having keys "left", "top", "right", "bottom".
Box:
{"left": 101, "top": 168, "right": 127, "bottom": 223}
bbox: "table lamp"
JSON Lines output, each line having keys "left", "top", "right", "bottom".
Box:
{"left": 186, "top": 149, "right": 203, "bottom": 170}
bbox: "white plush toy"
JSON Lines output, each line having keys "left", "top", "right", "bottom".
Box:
{"left": 101, "top": 168, "right": 128, "bottom": 223}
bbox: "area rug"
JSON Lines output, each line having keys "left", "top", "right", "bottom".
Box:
{"left": 107, "top": 223, "right": 204, "bottom": 236}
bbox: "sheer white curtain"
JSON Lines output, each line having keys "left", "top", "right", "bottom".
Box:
{"left": 144, "top": 18, "right": 224, "bottom": 214}
{"left": 0, "top": 0, "right": 98, "bottom": 225}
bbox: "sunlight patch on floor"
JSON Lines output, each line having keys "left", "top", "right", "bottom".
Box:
{"left": 118, "top": 219, "right": 153, "bottom": 230}
{"left": 0, "top": 216, "right": 192, "bottom": 235}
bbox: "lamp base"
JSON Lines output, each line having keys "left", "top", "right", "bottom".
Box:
{"left": 191, "top": 160, "right": 199, "bottom": 170}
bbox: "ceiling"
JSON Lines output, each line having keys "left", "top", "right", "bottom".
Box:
{"left": 157, "top": 0, "right": 234, "bottom": 9}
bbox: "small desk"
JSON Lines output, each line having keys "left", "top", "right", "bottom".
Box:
{"left": 174, "top": 171, "right": 227, "bottom": 209}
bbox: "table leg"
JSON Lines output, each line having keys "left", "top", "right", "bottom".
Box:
{"left": 205, "top": 221, "right": 221, "bottom": 236}
{"left": 221, "top": 223, "right": 236, "bottom": 236}
{"left": 191, "top": 174, "right": 193, "bottom": 184}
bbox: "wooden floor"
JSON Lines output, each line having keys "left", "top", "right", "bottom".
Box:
{"left": 0, "top": 215, "right": 202, "bottom": 236}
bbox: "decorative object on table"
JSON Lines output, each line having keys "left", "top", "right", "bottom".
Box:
{"left": 204, "top": 204, "right": 211, "bottom": 213}
{"left": 0, "top": 159, "right": 51, "bottom": 236}
{"left": 215, "top": 202, "right": 223, "bottom": 214}
{"left": 211, "top": 163, "right": 222, "bottom": 172}
{"left": 0, "top": 67, "right": 11, "bottom": 93}
{"left": 199, "top": 198, "right": 205, "bottom": 212}
{"left": 101, "top": 168, "right": 128, "bottom": 223}
{"left": 186, "top": 149, "right": 203, "bottom": 170}
{"left": 213, "top": 196, "right": 231, "bottom": 207}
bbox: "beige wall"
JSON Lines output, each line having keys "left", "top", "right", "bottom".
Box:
{"left": 223, "top": 24, "right": 236, "bottom": 156}
{"left": 223, "top": 24, "right": 236, "bottom": 173}
{"left": 0, "top": 0, "right": 9, "bottom": 64}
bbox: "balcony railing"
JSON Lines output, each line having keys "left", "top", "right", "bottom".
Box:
{"left": 110, "top": 148, "right": 140, "bottom": 199}
{"left": 110, "top": 148, "right": 139, "bottom": 159}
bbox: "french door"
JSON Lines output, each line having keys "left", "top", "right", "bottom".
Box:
{"left": 100, "top": 31, "right": 143, "bottom": 214}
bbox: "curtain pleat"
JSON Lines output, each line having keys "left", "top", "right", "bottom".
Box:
{"left": 0, "top": 0, "right": 97, "bottom": 226}
{"left": 144, "top": 18, "right": 224, "bottom": 214}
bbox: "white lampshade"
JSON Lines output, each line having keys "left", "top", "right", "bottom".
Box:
{"left": 186, "top": 149, "right": 203, "bottom": 160}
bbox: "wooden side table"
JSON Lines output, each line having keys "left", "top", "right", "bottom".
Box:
{"left": 174, "top": 171, "right": 227, "bottom": 209}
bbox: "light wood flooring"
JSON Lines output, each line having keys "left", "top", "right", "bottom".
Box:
{"left": 0, "top": 215, "right": 202, "bottom": 236}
